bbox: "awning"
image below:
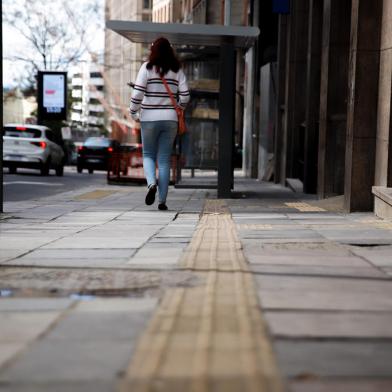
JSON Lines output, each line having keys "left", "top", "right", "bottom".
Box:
{"left": 106, "top": 21, "right": 259, "bottom": 49}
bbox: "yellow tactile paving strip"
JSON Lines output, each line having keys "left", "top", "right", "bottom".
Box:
{"left": 285, "top": 202, "right": 326, "bottom": 212}
{"left": 119, "top": 200, "right": 284, "bottom": 392}
{"left": 74, "top": 190, "right": 116, "bottom": 200}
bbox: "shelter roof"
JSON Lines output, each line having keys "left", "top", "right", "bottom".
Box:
{"left": 106, "top": 21, "right": 260, "bottom": 49}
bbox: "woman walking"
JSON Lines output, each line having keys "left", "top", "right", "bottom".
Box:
{"left": 130, "top": 37, "right": 190, "bottom": 210}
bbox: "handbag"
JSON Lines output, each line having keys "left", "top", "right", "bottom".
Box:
{"left": 160, "top": 76, "right": 187, "bottom": 135}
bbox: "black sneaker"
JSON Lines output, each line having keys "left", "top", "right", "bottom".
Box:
{"left": 158, "top": 203, "right": 168, "bottom": 211}
{"left": 145, "top": 184, "right": 157, "bottom": 205}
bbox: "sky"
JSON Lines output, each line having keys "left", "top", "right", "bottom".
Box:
{"left": 2, "top": 0, "right": 105, "bottom": 88}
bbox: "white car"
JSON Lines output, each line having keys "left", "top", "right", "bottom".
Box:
{"left": 3, "top": 124, "right": 65, "bottom": 176}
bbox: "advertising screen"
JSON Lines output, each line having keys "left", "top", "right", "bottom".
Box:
{"left": 37, "top": 71, "right": 67, "bottom": 122}
{"left": 43, "top": 74, "right": 65, "bottom": 112}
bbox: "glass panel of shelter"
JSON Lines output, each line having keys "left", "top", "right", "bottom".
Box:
{"left": 177, "top": 48, "right": 220, "bottom": 185}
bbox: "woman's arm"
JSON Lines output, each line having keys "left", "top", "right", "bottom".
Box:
{"left": 129, "top": 63, "right": 148, "bottom": 120}
{"left": 177, "top": 69, "right": 190, "bottom": 110}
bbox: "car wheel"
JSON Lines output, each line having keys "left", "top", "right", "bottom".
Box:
{"left": 41, "top": 158, "right": 50, "bottom": 176}
{"left": 56, "top": 165, "right": 64, "bottom": 177}
{"left": 88, "top": 168, "right": 94, "bottom": 174}
{"left": 77, "top": 165, "right": 83, "bottom": 173}
{"left": 9, "top": 166, "right": 17, "bottom": 174}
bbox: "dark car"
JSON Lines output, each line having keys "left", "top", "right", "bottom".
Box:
{"left": 77, "top": 137, "right": 120, "bottom": 174}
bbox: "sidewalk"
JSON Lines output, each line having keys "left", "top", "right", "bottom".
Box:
{"left": 0, "top": 179, "right": 392, "bottom": 391}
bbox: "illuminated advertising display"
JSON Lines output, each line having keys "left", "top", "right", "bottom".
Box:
{"left": 37, "top": 71, "right": 67, "bottom": 122}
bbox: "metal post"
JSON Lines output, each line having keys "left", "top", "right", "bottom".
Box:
{"left": 0, "top": 0, "right": 3, "bottom": 213}
{"left": 218, "top": 41, "right": 236, "bottom": 198}
{"left": 224, "top": 0, "right": 231, "bottom": 25}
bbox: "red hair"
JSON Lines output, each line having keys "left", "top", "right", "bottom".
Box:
{"left": 146, "top": 37, "right": 180, "bottom": 76}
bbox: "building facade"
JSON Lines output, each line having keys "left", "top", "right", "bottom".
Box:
{"left": 252, "top": 0, "right": 392, "bottom": 213}
{"left": 70, "top": 62, "right": 105, "bottom": 135}
{"left": 104, "top": 0, "right": 152, "bottom": 138}
{"left": 152, "top": 0, "right": 181, "bottom": 23}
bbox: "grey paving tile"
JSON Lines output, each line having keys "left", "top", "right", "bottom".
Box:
{"left": 258, "top": 290, "right": 392, "bottom": 311}
{"left": 4, "top": 259, "right": 130, "bottom": 268}
{"left": 74, "top": 298, "right": 157, "bottom": 313}
{"left": 349, "top": 246, "right": 392, "bottom": 267}
{"left": 245, "top": 254, "right": 369, "bottom": 267}
{"left": 0, "top": 299, "right": 74, "bottom": 312}
{"left": 275, "top": 341, "right": 392, "bottom": 377}
{"left": 265, "top": 311, "right": 392, "bottom": 338}
{"left": 0, "top": 380, "right": 116, "bottom": 392}
{"left": 11, "top": 249, "right": 136, "bottom": 260}
{"left": 0, "top": 250, "right": 27, "bottom": 263}
{"left": 250, "top": 265, "right": 386, "bottom": 278}
{"left": 0, "top": 339, "right": 134, "bottom": 383}
{"left": 42, "top": 237, "right": 147, "bottom": 249}
{"left": 383, "top": 267, "right": 392, "bottom": 276}
{"left": 0, "top": 238, "right": 53, "bottom": 250}
{"left": 0, "top": 312, "right": 60, "bottom": 342}
{"left": 0, "top": 343, "right": 26, "bottom": 368}
{"left": 255, "top": 275, "right": 392, "bottom": 293}
{"left": 289, "top": 380, "right": 392, "bottom": 392}
{"left": 46, "top": 311, "right": 152, "bottom": 340}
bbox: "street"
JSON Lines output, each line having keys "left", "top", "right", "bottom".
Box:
{"left": 3, "top": 167, "right": 108, "bottom": 202}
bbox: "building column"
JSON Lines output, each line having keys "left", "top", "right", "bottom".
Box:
{"left": 344, "top": 0, "right": 383, "bottom": 211}
{"left": 318, "top": 0, "right": 352, "bottom": 199}
{"left": 303, "top": 0, "right": 323, "bottom": 194}
{"left": 375, "top": 0, "right": 392, "bottom": 188}
{"left": 282, "top": 0, "right": 309, "bottom": 184}
{"left": 274, "top": 14, "right": 288, "bottom": 185}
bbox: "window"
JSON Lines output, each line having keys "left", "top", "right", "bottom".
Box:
{"left": 143, "top": 0, "right": 150, "bottom": 9}
{"left": 90, "top": 72, "right": 102, "bottom": 78}
{"left": 4, "top": 126, "right": 42, "bottom": 138}
{"left": 84, "top": 137, "right": 110, "bottom": 147}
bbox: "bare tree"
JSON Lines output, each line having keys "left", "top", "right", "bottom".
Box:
{"left": 3, "top": 0, "right": 103, "bottom": 87}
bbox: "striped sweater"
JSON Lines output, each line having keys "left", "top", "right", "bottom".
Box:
{"left": 129, "top": 62, "right": 190, "bottom": 122}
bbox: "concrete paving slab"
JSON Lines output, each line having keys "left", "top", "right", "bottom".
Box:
{"left": 11, "top": 249, "right": 136, "bottom": 260}
{"left": 383, "top": 267, "right": 392, "bottom": 276}
{"left": 275, "top": 341, "right": 392, "bottom": 377}
{"left": 42, "top": 237, "right": 147, "bottom": 249}
{"left": 4, "top": 258, "right": 131, "bottom": 268}
{"left": 245, "top": 254, "right": 369, "bottom": 267}
{"left": 289, "top": 380, "right": 392, "bottom": 392}
{"left": 0, "top": 312, "right": 60, "bottom": 342}
{"left": 0, "top": 342, "right": 26, "bottom": 368}
{"left": 46, "top": 311, "right": 153, "bottom": 340}
{"left": 0, "top": 380, "right": 116, "bottom": 392}
{"left": 242, "top": 240, "right": 352, "bottom": 256}
{"left": 258, "top": 290, "right": 392, "bottom": 311}
{"left": 250, "top": 265, "right": 387, "bottom": 278}
{"left": 0, "top": 339, "right": 134, "bottom": 383}
{"left": 238, "top": 230, "right": 323, "bottom": 240}
{"left": 255, "top": 275, "right": 392, "bottom": 293}
{"left": 127, "top": 257, "right": 179, "bottom": 265}
{"left": 0, "top": 238, "right": 53, "bottom": 250}
{"left": 349, "top": 246, "right": 392, "bottom": 266}
{"left": 0, "top": 250, "right": 27, "bottom": 263}
{"left": 0, "top": 299, "right": 74, "bottom": 312}
{"left": 134, "top": 247, "right": 186, "bottom": 258}
{"left": 74, "top": 298, "right": 157, "bottom": 312}
{"left": 264, "top": 311, "right": 392, "bottom": 338}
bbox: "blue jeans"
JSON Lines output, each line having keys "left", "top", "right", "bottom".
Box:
{"left": 141, "top": 121, "right": 177, "bottom": 203}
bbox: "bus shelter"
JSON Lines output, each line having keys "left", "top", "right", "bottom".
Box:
{"left": 106, "top": 21, "right": 259, "bottom": 198}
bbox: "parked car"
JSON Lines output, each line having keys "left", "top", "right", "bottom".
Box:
{"left": 3, "top": 124, "right": 65, "bottom": 176}
{"left": 77, "top": 137, "right": 120, "bottom": 174}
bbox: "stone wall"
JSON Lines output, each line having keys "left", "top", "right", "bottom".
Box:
{"left": 375, "top": 0, "right": 392, "bottom": 187}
